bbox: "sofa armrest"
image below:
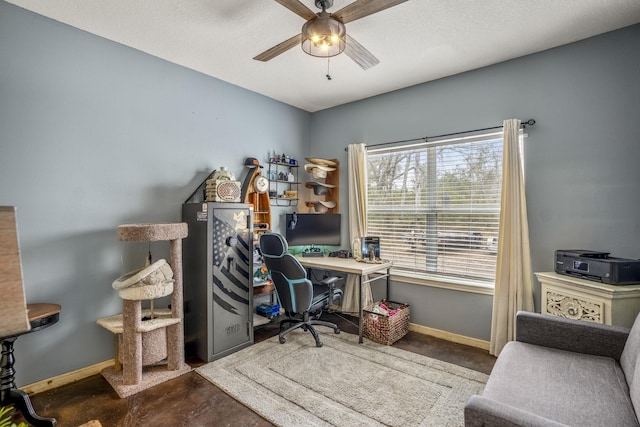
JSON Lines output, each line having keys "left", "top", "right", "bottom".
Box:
{"left": 464, "top": 395, "right": 568, "bottom": 427}
{"left": 515, "top": 311, "right": 630, "bottom": 360}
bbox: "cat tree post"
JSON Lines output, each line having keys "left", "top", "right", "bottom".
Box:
{"left": 167, "top": 237, "right": 184, "bottom": 371}
{"left": 122, "top": 299, "right": 143, "bottom": 384}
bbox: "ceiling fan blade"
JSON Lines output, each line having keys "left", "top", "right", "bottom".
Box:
{"left": 254, "top": 34, "right": 301, "bottom": 62}
{"left": 333, "top": 0, "right": 408, "bottom": 24}
{"left": 274, "top": 0, "right": 317, "bottom": 20}
{"left": 344, "top": 35, "right": 380, "bottom": 70}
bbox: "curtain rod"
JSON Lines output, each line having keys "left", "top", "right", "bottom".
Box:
{"left": 344, "top": 119, "right": 536, "bottom": 151}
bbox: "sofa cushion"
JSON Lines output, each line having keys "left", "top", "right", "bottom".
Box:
{"left": 483, "top": 341, "right": 638, "bottom": 427}
{"left": 622, "top": 312, "right": 640, "bottom": 416}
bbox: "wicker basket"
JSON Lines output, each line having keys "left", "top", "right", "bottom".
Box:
{"left": 362, "top": 300, "right": 410, "bottom": 345}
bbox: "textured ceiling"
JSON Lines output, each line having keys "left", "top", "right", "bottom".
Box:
{"left": 6, "top": 0, "right": 640, "bottom": 112}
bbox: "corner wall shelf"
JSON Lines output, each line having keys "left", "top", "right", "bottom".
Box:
{"left": 268, "top": 161, "right": 299, "bottom": 207}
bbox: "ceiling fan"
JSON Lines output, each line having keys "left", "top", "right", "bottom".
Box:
{"left": 254, "top": 0, "right": 408, "bottom": 70}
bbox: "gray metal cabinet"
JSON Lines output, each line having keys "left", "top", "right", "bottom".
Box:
{"left": 182, "top": 202, "right": 253, "bottom": 362}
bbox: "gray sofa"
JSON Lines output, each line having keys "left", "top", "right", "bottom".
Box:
{"left": 465, "top": 311, "right": 640, "bottom": 426}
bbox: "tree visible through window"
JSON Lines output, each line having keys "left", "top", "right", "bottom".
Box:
{"left": 366, "top": 132, "right": 505, "bottom": 283}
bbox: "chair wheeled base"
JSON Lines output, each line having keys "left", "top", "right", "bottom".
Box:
{"left": 279, "top": 311, "right": 340, "bottom": 347}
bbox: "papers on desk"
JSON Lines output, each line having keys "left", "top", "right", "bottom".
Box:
{"left": 354, "top": 257, "right": 391, "bottom": 264}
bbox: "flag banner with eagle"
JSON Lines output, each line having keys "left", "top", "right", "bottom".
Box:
{"left": 211, "top": 208, "right": 252, "bottom": 349}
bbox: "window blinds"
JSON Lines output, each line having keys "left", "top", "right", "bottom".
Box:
{"left": 366, "top": 132, "right": 506, "bottom": 283}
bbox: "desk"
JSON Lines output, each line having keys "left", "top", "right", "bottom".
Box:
{"left": 296, "top": 256, "right": 393, "bottom": 343}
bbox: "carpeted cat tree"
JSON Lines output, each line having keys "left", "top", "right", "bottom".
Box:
{"left": 97, "top": 223, "right": 190, "bottom": 398}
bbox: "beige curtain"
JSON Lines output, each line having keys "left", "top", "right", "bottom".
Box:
{"left": 341, "top": 143, "right": 373, "bottom": 314}
{"left": 490, "top": 119, "right": 534, "bottom": 356}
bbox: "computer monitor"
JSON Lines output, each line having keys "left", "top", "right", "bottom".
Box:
{"left": 284, "top": 213, "right": 341, "bottom": 247}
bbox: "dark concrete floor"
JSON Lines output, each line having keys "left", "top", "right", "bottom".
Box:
{"left": 16, "top": 313, "right": 495, "bottom": 427}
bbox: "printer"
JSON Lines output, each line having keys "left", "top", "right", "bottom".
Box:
{"left": 555, "top": 250, "right": 640, "bottom": 285}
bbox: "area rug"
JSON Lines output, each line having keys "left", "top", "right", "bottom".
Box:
{"left": 196, "top": 330, "right": 488, "bottom": 426}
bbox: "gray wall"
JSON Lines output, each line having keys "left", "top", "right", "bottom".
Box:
{"left": 309, "top": 24, "right": 640, "bottom": 341}
{"left": 2, "top": 0, "right": 640, "bottom": 385}
{"left": 0, "top": 2, "right": 309, "bottom": 386}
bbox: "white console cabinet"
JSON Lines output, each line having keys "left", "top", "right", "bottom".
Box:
{"left": 535, "top": 272, "right": 640, "bottom": 328}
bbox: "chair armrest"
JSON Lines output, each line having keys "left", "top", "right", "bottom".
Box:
{"left": 320, "top": 276, "right": 341, "bottom": 286}
{"left": 464, "top": 395, "right": 568, "bottom": 427}
{"left": 515, "top": 311, "right": 630, "bottom": 359}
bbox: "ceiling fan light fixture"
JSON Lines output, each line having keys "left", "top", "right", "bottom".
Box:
{"left": 301, "top": 15, "right": 346, "bottom": 58}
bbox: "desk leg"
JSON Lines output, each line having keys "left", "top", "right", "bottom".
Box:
{"left": 386, "top": 267, "right": 390, "bottom": 300}
{"left": 359, "top": 267, "right": 391, "bottom": 344}
{"left": 358, "top": 274, "right": 363, "bottom": 344}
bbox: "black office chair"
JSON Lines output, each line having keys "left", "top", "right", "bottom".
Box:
{"left": 259, "top": 233, "right": 342, "bottom": 347}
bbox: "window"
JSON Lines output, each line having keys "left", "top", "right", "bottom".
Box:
{"left": 367, "top": 131, "right": 511, "bottom": 285}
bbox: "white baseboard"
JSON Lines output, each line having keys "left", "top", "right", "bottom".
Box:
{"left": 21, "top": 359, "right": 115, "bottom": 395}
{"left": 21, "top": 326, "right": 489, "bottom": 395}
{"left": 409, "top": 323, "right": 490, "bottom": 351}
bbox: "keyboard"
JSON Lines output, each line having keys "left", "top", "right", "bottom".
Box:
{"left": 302, "top": 252, "right": 324, "bottom": 257}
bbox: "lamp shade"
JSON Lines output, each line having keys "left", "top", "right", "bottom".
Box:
{"left": 301, "top": 15, "right": 346, "bottom": 58}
